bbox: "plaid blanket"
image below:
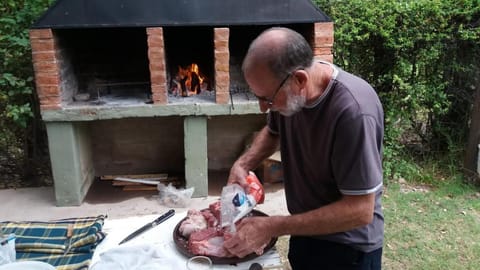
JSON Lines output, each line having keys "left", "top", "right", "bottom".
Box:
{"left": 1, "top": 215, "right": 106, "bottom": 270}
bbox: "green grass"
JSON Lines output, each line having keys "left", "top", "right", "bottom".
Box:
{"left": 383, "top": 176, "right": 480, "bottom": 269}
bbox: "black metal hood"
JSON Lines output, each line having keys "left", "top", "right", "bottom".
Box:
{"left": 32, "top": 0, "right": 331, "bottom": 29}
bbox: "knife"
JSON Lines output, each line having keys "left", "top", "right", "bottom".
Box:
{"left": 119, "top": 209, "right": 175, "bottom": 245}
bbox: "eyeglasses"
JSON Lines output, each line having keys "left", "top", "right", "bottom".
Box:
{"left": 255, "top": 73, "right": 291, "bottom": 106}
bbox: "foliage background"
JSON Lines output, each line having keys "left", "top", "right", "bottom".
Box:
{"left": 1, "top": 0, "right": 53, "bottom": 184}
{"left": 315, "top": 0, "right": 480, "bottom": 183}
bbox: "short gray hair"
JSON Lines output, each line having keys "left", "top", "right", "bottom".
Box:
{"left": 243, "top": 27, "right": 314, "bottom": 80}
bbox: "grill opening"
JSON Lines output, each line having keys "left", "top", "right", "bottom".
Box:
{"left": 55, "top": 28, "right": 152, "bottom": 106}
{"left": 164, "top": 27, "right": 215, "bottom": 103}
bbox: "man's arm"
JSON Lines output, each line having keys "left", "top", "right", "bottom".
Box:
{"left": 228, "top": 126, "right": 279, "bottom": 186}
{"left": 269, "top": 193, "right": 376, "bottom": 236}
{"left": 224, "top": 193, "right": 376, "bottom": 258}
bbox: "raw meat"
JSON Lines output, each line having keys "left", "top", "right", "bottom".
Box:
{"left": 179, "top": 209, "right": 208, "bottom": 238}
{"left": 188, "top": 227, "right": 232, "bottom": 258}
{"left": 179, "top": 201, "right": 234, "bottom": 257}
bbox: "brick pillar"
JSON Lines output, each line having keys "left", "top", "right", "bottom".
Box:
{"left": 29, "top": 29, "right": 62, "bottom": 110}
{"left": 147, "top": 27, "right": 167, "bottom": 104}
{"left": 214, "top": 28, "right": 230, "bottom": 104}
{"left": 314, "top": 22, "right": 334, "bottom": 63}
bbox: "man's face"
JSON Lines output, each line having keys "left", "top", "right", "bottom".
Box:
{"left": 280, "top": 88, "right": 306, "bottom": 116}
{"left": 248, "top": 73, "right": 306, "bottom": 116}
{"left": 246, "top": 67, "right": 305, "bottom": 116}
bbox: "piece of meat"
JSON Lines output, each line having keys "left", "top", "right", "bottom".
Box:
{"left": 179, "top": 209, "right": 208, "bottom": 238}
{"left": 188, "top": 227, "right": 233, "bottom": 258}
{"left": 209, "top": 200, "right": 222, "bottom": 220}
{"left": 201, "top": 209, "right": 218, "bottom": 228}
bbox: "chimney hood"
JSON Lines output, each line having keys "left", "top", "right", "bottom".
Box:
{"left": 32, "top": 0, "right": 331, "bottom": 29}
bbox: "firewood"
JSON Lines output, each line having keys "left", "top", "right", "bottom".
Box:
{"left": 122, "top": 185, "right": 158, "bottom": 191}
{"left": 100, "top": 173, "right": 168, "bottom": 181}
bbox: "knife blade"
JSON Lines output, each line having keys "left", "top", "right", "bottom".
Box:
{"left": 119, "top": 209, "right": 175, "bottom": 245}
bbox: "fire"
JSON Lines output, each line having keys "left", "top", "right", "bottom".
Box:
{"left": 171, "top": 63, "right": 207, "bottom": 97}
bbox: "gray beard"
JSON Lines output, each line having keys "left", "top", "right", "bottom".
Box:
{"left": 279, "top": 90, "right": 306, "bottom": 116}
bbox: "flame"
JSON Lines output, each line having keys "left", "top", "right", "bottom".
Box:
{"left": 173, "top": 63, "right": 206, "bottom": 96}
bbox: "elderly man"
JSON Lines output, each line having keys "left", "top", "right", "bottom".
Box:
{"left": 224, "top": 27, "right": 384, "bottom": 270}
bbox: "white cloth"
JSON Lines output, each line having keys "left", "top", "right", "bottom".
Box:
{"left": 0, "top": 261, "right": 55, "bottom": 270}
{"left": 89, "top": 244, "right": 182, "bottom": 270}
{"left": 90, "top": 212, "right": 283, "bottom": 270}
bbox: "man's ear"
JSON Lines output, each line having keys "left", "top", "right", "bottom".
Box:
{"left": 293, "top": 69, "right": 308, "bottom": 94}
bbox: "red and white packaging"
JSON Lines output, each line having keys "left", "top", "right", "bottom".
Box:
{"left": 220, "top": 171, "right": 264, "bottom": 232}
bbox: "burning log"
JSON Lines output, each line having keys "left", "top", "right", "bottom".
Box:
{"left": 171, "top": 63, "right": 206, "bottom": 96}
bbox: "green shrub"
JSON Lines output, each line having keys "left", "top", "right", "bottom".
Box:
{"left": 315, "top": 0, "right": 480, "bottom": 182}
{"left": 0, "top": 0, "right": 52, "bottom": 171}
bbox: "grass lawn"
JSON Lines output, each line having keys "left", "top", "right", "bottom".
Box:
{"left": 383, "top": 177, "right": 480, "bottom": 269}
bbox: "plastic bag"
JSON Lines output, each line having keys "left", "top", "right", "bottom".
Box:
{"left": 157, "top": 183, "right": 194, "bottom": 208}
{"left": 220, "top": 171, "right": 264, "bottom": 232}
{"left": 0, "top": 234, "right": 16, "bottom": 265}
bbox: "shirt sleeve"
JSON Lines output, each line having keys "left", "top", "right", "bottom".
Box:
{"left": 332, "top": 113, "right": 383, "bottom": 195}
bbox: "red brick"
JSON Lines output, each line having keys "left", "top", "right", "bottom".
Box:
{"left": 149, "top": 61, "right": 166, "bottom": 73}
{"left": 315, "top": 22, "right": 334, "bottom": 35}
{"left": 152, "top": 85, "right": 167, "bottom": 104}
{"left": 146, "top": 27, "right": 163, "bottom": 36}
{"left": 32, "top": 51, "right": 56, "bottom": 62}
{"left": 40, "top": 104, "right": 62, "bottom": 110}
{"left": 30, "top": 38, "right": 55, "bottom": 52}
{"left": 148, "top": 46, "right": 165, "bottom": 54}
{"left": 214, "top": 40, "right": 228, "bottom": 49}
{"left": 215, "top": 51, "right": 229, "bottom": 63}
{"left": 151, "top": 83, "right": 166, "bottom": 94}
{"left": 36, "top": 85, "right": 60, "bottom": 96}
{"left": 148, "top": 51, "right": 165, "bottom": 61}
{"left": 214, "top": 28, "right": 230, "bottom": 40}
{"left": 215, "top": 71, "right": 229, "bottom": 86}
{"left": 148, "top": 39, "right": 165, "bottom": 48}
{"left": 35, "top": 73, "right": 60, "bottom": 85}
{"left": 315, "top": 36, "right": 334, "bottom": 47}
{"left": 314, "top": 47, "right": 332, "bottom": 56}
{"left": 216, "top": 91, "right": 230, "bottom": 104}
{"left": 151, "top": 91, "right": 167, "bottom": 104}
{"left": 215, "top": 63, "right": 229, "bottom": 72}
{"left": 33, "top": 61, "right": 58, "bottom": 73}
{"left": 39, "top": 95, "right": 61, "bottom": 105}
{"left": 150, "top": 70, "right": 166, "bottom": 85}
{"left": 29, "top": 29, "right": 53, "bottom": 39}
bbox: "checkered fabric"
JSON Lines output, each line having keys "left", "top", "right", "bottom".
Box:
{"left": 1, "top": 215, "right": 106, "bottom": 270}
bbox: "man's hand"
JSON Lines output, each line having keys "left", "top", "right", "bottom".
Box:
{"left": 223, "top": 216, "right": 273, "bottom": 258}
{"left": 227, "top": 162, "right": 249, "bottom": 188}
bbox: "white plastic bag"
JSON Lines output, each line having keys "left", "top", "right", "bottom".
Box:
{"left": 220, "top": 184, "right": 257, "bottom": 232}
{"left": 157, "top": 183, "right": 194, "bottom": 208}
{"left": 0, "top": 234, "right": 16, "bottom": 265}
{"left": 220, "top": 171, "right": 265, "bottom": 232}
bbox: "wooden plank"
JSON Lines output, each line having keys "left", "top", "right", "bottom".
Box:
{"left": 113, "top": 177, "right": 160, "bottom": 185}
{"left": 112, "top": 177, "right": 181, "bottom": 186}
{"left": 122, "top": 185, "right": 158, "bottom": 191}
{"left": 100, "top": 173, "right": 168, "bottom": 180}
{"left": 112, "top": 180, "right": 144, "bottom": 186}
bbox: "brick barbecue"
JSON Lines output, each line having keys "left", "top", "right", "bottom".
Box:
{"left": 29, "top": 0, "right": 333, "bottom": 206}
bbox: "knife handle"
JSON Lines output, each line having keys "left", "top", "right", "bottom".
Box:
{"left": 152, "top": 209, "right": 175, "bottom": 226}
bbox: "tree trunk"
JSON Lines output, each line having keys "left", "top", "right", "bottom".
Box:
{"left": 464, "top": 80, "right": 480, "bottom": 183}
